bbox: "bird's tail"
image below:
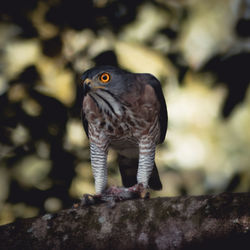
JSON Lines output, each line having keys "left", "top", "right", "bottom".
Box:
{"left": 118, "top": 154, "right": 162, "bottom": 190}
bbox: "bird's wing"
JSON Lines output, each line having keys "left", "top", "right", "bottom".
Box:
{"left": 80, "top": 77, "right": 90, "bottom": 138}
{"left": 81, "top": 108, "right": 89, "bottom": 138}
{"left": 142, "top": 74, "right": 168, "bottom": 143}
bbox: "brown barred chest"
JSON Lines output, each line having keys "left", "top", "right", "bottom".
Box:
{"left": 87, "top": 105, "right": 160, "bottom": 149}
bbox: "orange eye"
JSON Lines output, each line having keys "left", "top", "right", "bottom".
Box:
{"left": 99, "top": 73, "right": 110, "bottom": 83}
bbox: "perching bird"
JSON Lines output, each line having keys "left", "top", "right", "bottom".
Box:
{"left": 81, "top": 65, "right": 167, "bottom": 196}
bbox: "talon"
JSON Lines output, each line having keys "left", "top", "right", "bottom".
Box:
{"left": 80, "top": 194, "right": 98, "bottom": 206}
{"left": 128, "top": 183, "right": 150, "bottom": 199}
{"left": 72, "top": 203, "right": 80, "bottom": 209}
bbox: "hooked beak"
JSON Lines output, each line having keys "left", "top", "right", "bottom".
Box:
{"left": 83, "top": 78, "right": 92, "bottom": 94}
{"left": 82, "top": 78, "right": 106, "bottom": 96}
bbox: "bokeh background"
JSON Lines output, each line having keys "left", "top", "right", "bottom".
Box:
{"left": 1, "top": 0, "right": 250, "bottom": 225}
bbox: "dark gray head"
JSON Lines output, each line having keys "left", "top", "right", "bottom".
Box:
{"left": 80, "top": 65, "right": 134, "bottom": 97}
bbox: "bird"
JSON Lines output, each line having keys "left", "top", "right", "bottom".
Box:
{"left": 80, "top": 65, "right": 168, "bottom": 196}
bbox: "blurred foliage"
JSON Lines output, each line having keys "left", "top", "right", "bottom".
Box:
{"left": 0, "top": 0, "right": 250, "bottom": 225}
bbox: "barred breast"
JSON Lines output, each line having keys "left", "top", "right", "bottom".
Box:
{"left": 83, "top": 84, "right": 161, "bottom": 154}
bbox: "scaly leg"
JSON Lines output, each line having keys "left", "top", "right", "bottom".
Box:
{"left": 137, "top": 138, "right": 156, "bottom": 188}
{"left": 90, "top": 142, "right": 108, "bottom": 194}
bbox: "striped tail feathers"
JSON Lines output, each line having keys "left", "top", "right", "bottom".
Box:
{"left": 118, "top": 154, "right": 162, "bottom": 190}
{"left": 118, "top": 154, "right": 138, "bottom": 188}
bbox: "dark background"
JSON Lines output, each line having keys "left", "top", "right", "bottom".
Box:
{"left": 0, "top": 0, "right": 250, "bottom": 225}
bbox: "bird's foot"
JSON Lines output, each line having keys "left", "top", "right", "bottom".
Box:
{"left": 100, "top": 183, "right": 148, "bottom": 202}
{"left": 72, "top": 193, "right": 102, "bottom": 208}
{"left": 128, "top": 183, "right": 150, "bottom": 199}
{"left": 74, "top": 183, "right": 149, "bottom": 208}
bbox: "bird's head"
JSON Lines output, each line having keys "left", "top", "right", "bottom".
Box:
{"left": 80, "top": 65, "right": 133, "bottom": 97}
